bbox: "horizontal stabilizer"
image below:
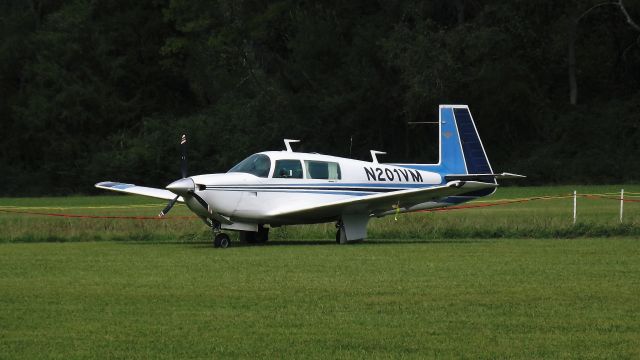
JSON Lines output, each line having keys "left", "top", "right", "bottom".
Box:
{"left": 494, "top": 172, "right": 526, "bottom": 179}
{"left": 95, "top": 181, "right": 183, "bottom": 202}
{"left": 444, "top": 173, "right": 526, "bottom": 181}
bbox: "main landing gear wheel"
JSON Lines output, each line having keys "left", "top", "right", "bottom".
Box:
{"left": 214, "top": 233, "right": 230, "bottom": 248}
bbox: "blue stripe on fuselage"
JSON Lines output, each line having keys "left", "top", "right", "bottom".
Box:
{"left": 206, "top": 187, "right": 374, "bottom": 196}
{"left": 207, "top": 182, "right": 434, "bottom": 189}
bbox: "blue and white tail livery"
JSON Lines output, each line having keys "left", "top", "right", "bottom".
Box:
{"left": 393, "top": 105, "right": 523, "bottom": 203}
{"left": 96, "top": 105, "right": 524, "bottom": 248}
{"left": 413, "top": 105, "right": 494, "bottom": 176}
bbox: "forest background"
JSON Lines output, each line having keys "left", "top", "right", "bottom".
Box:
{"left": 1, "top": 0, "right": 639, "bottom": 196}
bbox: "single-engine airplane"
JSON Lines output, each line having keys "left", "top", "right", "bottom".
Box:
{"left": 96, "top": 105, "right": 523, "bottom": 248}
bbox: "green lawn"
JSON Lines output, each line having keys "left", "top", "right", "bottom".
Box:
{"left": 1, "top": 185, "right": 639, "bottom": 243}
{"left": 1, "top": 186, "right": 639, "bottom": 358}
{"left": 0, "top": 239, "right": 638, "bottom": 359}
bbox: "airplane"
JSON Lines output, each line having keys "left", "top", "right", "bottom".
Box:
{"left": 96, "top": 105, "right": 524, "bottom": 248}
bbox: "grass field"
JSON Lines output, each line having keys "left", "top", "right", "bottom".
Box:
{"left": 1, "top": 185, "right": 639, "bottom": 243}
{"left": 1, "top": 239, "right": 639, "bottom": 359}
{"left": 1, "top": 186, "right": 639, "bottom": 358}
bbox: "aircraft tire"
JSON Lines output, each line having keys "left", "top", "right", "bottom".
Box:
{"left": 239, "top": 227, "right": 269, "bottom": 244}
{"left": 214, "top": 233, "right": 230, "bottom": 248}
{"left": 255, "top": 226, "right": 269, "bottom": 243}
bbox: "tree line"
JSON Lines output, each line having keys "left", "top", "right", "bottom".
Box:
{"left": 1, "top": 0, "right": 639, "bottom": 195}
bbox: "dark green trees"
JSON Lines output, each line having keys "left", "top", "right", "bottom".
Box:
{"left": 1, "top": 0, "right": 638, "bottom": 194}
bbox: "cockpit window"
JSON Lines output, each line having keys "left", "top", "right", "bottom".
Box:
{"left": 228, "top": 154, "right": 271, "bottom": 177}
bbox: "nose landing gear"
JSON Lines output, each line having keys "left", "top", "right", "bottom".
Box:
{"left": 214, "top": 233, "right": 230, "bottom": 248}
{"left": 210, "top": 222, "right": 230, "bottom": 248}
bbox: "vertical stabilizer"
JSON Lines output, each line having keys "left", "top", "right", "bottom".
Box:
{"left": 398, "top": 105, "right": 494, "bottom": 180}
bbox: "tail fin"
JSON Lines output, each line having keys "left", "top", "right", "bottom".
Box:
{"left": 397, "top": 105, "right": 525, "bottom": 183}
{"left": 438, "top": 105, "right": 493, "bottom": 176}
{"left": 399, "top": 105, "right": 493, "bottom": 178}
{"left": 395, "top": 104, "right": 525, "bottom": 195}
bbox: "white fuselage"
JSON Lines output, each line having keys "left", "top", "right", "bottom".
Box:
{"left": 95, "top": 105, "right": 511, "bottom": 243}
{"left": 186, "top": 151, "right": 447, "bottom": 226}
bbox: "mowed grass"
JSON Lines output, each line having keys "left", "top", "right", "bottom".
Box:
{"left": 0, "top": 239, "right": 639, "bottom": 359}
{"left": 1, "top": 187, "right": 639, "bottom": 358}
{"left": 1, "top": 185, "right": 639, "bottom": 243}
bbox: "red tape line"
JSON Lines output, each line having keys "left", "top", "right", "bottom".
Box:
{"left": 419, "top": 196, "right": 567, "bottom": 213}
{"left": 0, "top": 193, "right": 637, "bottom": 219}
{"left": 581, "top": 195, "right": 640, "bottom": 202}
{"left": 0, "top": 208, "right": 197, "bottom": 220}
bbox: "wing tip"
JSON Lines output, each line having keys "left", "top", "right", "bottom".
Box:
{"left": 95, "top": 181, "right": 135, "bottom": 190}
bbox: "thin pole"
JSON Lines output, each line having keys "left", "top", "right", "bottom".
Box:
{"left": 573, "top": 190, "right": 577, "bottom": 224}
{"left": 349, "top": 136, "right": 353, "bottom": 157}
{"left": 620, "top": 189, "right": 624, "bottom": 223}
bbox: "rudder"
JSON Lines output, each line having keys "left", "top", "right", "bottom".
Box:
{"left": 449, "top": 106, "right": 493, "bottom": 175}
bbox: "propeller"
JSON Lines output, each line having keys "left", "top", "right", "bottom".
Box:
{"left": 159, "top": 134, "right": 188, "bottom": 217}
{"left": 159, "top": 196, "right": 179, "bottom": 217}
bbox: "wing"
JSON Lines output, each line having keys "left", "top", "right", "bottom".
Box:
{"left": 95, "top": 181, "right": 183, "bottom": 202}
{"left": 266, "top": 181, "right": 497, "bottom": 221}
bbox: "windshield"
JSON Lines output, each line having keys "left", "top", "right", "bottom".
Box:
{"left": 228, "top": 154, "right": 271, "bottom": 177}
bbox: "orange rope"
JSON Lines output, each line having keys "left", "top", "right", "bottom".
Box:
{"left": 0, "top": 192, "right": 637, "bottom": 219}
{"left": 419, "top": 193, "right": 640, "bottom": 213}
{"left": 581, "top": 194, "right": 640, "bottom": 202}
{"left": 0, "top": 208, "right": 197, "bottom": 220}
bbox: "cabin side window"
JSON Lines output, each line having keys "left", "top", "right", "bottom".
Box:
{"left": 305, "top": 161, "right": 341, "bottom": 180}
{"left": 273, "top": 160, "right": 303, "bottom": 178}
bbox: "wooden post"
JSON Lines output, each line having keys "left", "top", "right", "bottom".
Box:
{"left": 620, "top": 189, "right": 624, "bottom": 223}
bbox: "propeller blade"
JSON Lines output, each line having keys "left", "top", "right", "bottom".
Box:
{"left": 190, "top": 191, "right": 209, "bottom": 211}
{"left": 159, "top": 135, "right": 188, "bottom": 217}
{"left": 180, "top": 134, "right": 188, "bottom": 178}
{"left": 159, "top": 196, "right": 179, "bottom": 217}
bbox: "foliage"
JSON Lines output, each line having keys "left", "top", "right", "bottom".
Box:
{"left": 1, "top": 0, "right": 639, "bottom": 194}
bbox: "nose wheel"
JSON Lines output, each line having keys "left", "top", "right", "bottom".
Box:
{"left": 214, "top": 233, "right": 230, "bottom": 248}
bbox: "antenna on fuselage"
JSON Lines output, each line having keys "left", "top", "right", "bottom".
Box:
{"left": 370, "top": 150, "right": 386, "bottom": 164}
{"left": 284, "top": 139, "right": 300, "bottom": 152}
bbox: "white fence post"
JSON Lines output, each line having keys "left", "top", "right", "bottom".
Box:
{"left": 620, "top": 189, "right": 624, "bottom": 223}
{"left": 573, "top": 190, "right": 577, "bottom": 224}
